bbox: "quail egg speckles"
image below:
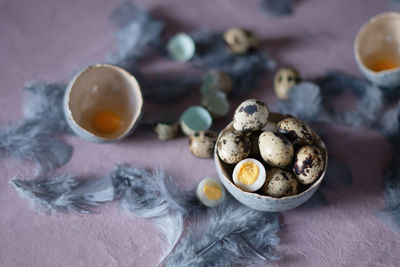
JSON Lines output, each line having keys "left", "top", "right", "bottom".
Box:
{"left": 233, "top": 99, "right": 269, "bottom": 132}
{"left": 293, "top": 145, "right": 324, "bottom": 185}
{"left": 274, "top": 68, "right": 301, "bottom": 100}
{"left": 189, "top": 130, "right": 218, "bottom": 158}
{"left": 223, "top": 28, "right": 259, "bottom": 54}
{"left": 196, "top": 177, "right": 225, "bottom": 207}
{"left": 217, "top": 131, "right": 250, "bottom": 164}
{"left": 259, "top": 132, "right": 293, "bottom": 167}
{"left": 261, "top": 168, "right": 298, "bottom": 198}
{"left": 277, "top": 117, "right": 313, "bottom": 145}
{"left": 232, "top": 158, "right": 266, "bottom": 192}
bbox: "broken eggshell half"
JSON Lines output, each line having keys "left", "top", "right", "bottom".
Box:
{"left": 180, "top": 106, "right": 213, "bottom": 136}
{"left": 64, "top": 64, "right": 143, "bottom": 143}
{"left": 354, "top": 12, "right": 400, "bottom": 88}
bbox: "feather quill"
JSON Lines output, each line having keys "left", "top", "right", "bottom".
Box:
{"left": 163, "top": 197, "right": 281, "bottom": 267}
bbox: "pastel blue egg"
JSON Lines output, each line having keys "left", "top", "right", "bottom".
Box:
{"left": 167, "top": 32, "right": 196, "bottom": 62}
{"left": 180, "top": 106, "right": 212, "bottom": 136}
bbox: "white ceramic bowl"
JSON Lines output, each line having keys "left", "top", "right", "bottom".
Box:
{"left": 214, "top": 112, "right": 328, "bottom": 212}
{"left": 64, "top": 64, "right": 143, "bottom": 143}
{"left": 354, "top": 12, "right": 400, "bottom": 88}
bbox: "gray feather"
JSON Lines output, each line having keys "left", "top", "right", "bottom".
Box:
{"left": 112, "top": 165, "right": 203, "bottom": 217}
{"left": 191, "top": 30, "right": 275, "bottom": 96}
{"left": 0, "top": 82, "right": 72, "bottom": 171}
{"left": 163, "top": 197, "right": 281, "bottom": 267}
{"left": 260, "top": 0, "right": 295, "bottom": 17}
{"left": 376, "top": 155, "right": 400, "bottom": 233}
{"left": 108, "top": 1, "right": 164, "bottom": 70}
{"left": 316, "top": 72, "right": 383, "bottom": 127}
{"left": 375, "top": 100, "right": 400, "bottom": 137}
{"left": 276, "top": 82, "right": 323, "bottom": 123}
{"left": 11, "top": 174, "right": 114, "bottom": 213}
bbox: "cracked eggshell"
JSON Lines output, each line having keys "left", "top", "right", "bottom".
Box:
{"left": 217, "top": 131, "right": 250, "bottom": 164}
{"left": 201, "top": 90, "right": 230, "bottom": 118}
{"left": 277, "top": 117, "right": 313, "bottom": 145}
{"left": 293, "top": 145, "right": 324, "bottom": 185}
{"left": 189, "top": 130, "right": 218, "bottom": 158}
{"left": 258, "top": 131, "right": 293, "bottom": 167}
{"left": 274, "top": 68, "right": 301, "bottom": 100}
{"left": 64, "top": 64, "right": 143, "bottom": 143}
{"left": 200, "top": 70, "right": 232, "bottom": 95}
{"left": 167, "top": 32, "right": 196, "bottom": 62}
{"left": 233, "top": 99, "right": 269, "bottom": 132}
{"left": 261, "top": 168, "right": 298, "bottom": 198}
{"left": 154, "top": 122, "right": 179, "bottom": 140}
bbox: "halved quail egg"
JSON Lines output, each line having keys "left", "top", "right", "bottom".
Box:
{"left": 232, "top": 158, "right": 266, "bottom": 192}
{"left": 196, "top": 177, "right": 226, "bottom": 207}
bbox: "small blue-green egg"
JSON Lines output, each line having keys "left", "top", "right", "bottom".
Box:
{"left": 167, "top": 32, "right": 196, "bottom": 62}
{"left": 180, "top": 106, "right": 212, "bottom": 136}
{"left": 201, "top": 90, "right": 230, "bottom": 118}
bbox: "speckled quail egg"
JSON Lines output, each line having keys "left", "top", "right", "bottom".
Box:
{"left": 258, "top": 131, "right": 294, "bottom": 167}
{"left": 189, "top": 130, "right": 218, "bottom": 158}
{"left": 293, "top": 145, "right": 324, "bottom": 185}
{"left": 233, "top": 99, "right": 269, "bottom": 132}
{"left": 274, "top": 68, "right": 301, "bottom": 100}
{"left": 223, "top": 28, "right": 259, "bottom": 54}
{"left": 232, "top": 158, "right": 266, "bottom": 192}
{"left": 217, "top": 131, "right": 250, "bottom": 164}
{"left": 277, "top": 117, "right": 313, "bottom": 145}
{"left": 196, "top": 177, "right": 226, "bottom": 207}
{"left": 261, "top": 168, "right": 298, "bottom": 198}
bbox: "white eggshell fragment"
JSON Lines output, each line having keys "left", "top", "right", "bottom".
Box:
{"left": 293, "top": 146, "right": 324, "bottom": 185}
{"left": 154, "top": 122, "right": 179, "bottom": 140}
{"left": 196, "top": 177, "right": 226, "bottom": 207}
{"left": 233, "top": 99, "right": 269, "bottom": 132}
{"left": 277, "top": 117, "right": 313, "bottom": 145}
{"left": 261, "top": 168, "right": 298, "bottom": 198}
{"left": 274, "top": 68, "right": 301, "bottom": 100}
{"left": 258, "top": 131, "right": 294, "bottom": 167}
{"left": 217, "top": 131, "right": 250, "bottom": 164}
{"left": 232, "top": 158, "right": 266, "bottom": 192}
{"left": 189, "top": 130, "right": 218, "bottom": 158}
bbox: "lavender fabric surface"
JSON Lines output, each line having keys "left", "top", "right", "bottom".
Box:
{"left": 1, "top": 0, "right": 400, "bottom": 266}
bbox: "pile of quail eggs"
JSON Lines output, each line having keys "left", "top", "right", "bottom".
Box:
{"left": 217, "top": 99, "right": 325, "bottom": 198}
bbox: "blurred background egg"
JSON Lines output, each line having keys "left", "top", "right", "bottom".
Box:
{"left": 232, "top": 158, "right": 266, "bottom": 192}
{"left": 64, "top": 64, "right": 143, "bottom": 142}
{"left": 196, "top": 177, "right": 226, "bottom": 207}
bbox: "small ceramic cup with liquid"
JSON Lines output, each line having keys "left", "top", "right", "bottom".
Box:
{"left": 354, "top": 12, "right": 400, "bottom": 88}
{"left": 64, "top": 64, "right": 143, "bottom": 143}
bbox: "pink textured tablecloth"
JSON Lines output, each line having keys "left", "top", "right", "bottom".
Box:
{"left": 1, "top": 0, "right": 400, "bottom": 266}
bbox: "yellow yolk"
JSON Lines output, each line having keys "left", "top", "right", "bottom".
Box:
{"left": 370, "top": 60, "right": 399, "bottom": 72}
{"left": 92, "top": 111, "right": 121, "bottom": 134}
{"left": 203, "top": 182, "right": 222, "bottom": 200}
{"left": 238, "top": 162, "right": 259, "bottom": 185}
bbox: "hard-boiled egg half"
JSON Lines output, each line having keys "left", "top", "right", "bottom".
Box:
{"left": 232, "top": 158, "right": 266, "bottom": 192}
{"left": 196, "top": 177, "right": 226, "bottom": 207}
